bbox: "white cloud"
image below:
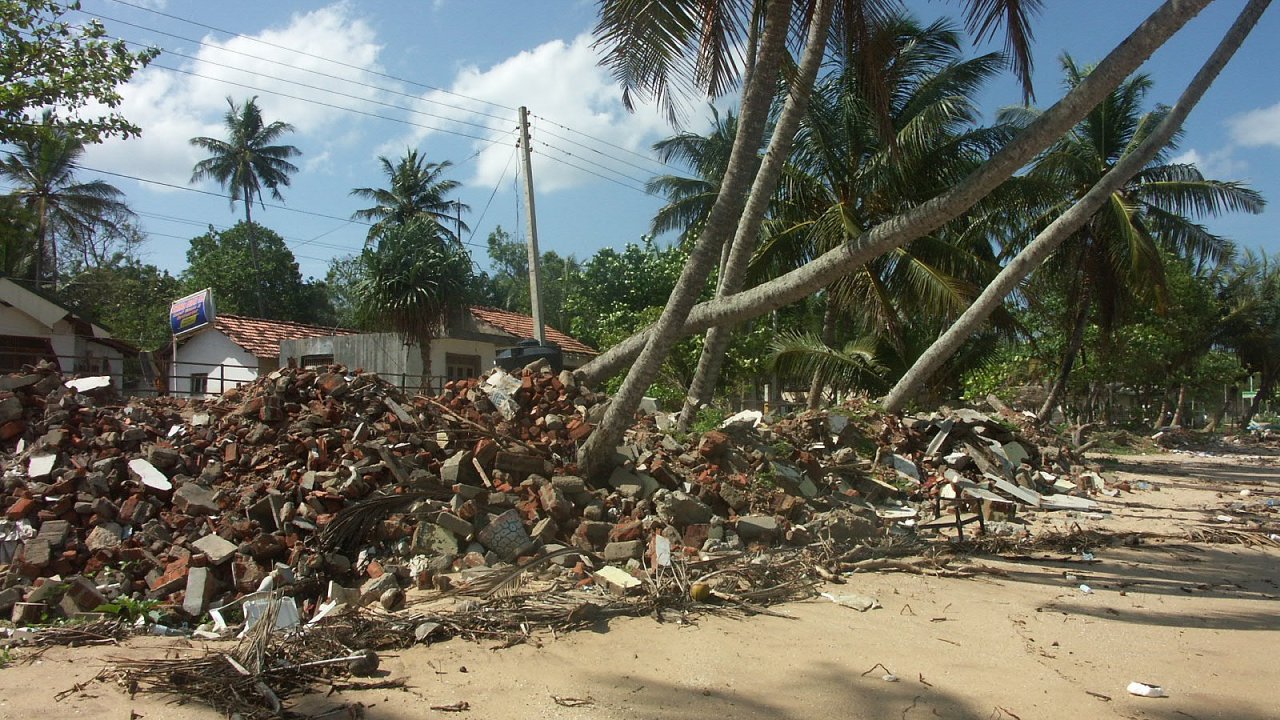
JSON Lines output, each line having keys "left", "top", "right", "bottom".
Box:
{"left": 83, "top": 4, "right": 387, "bottom": 189}
{"left": 1228, "top": 102, "right": 1280, "bottom": 148}
{"left": 384, "top": 33, "right": 674, "bottom": 193}
{"left": 1170, "top": 148, "right": 1247, "bottom": 180}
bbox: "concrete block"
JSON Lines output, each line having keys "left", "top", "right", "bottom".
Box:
{"left": 182, "top": 567, "right": 214, "bottom": 616}
{"left": 191, "top": 533, "right": 238, "bottom": 566}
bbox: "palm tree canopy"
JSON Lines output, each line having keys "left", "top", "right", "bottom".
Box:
{"left": 190, "top": 96, "right": 301, "bottom": 219}
{"left": 350, "top": 149, "right": 470, "bottom": 244}
{"left": 1014, "top": 55, "right": 1264, "bottom": 328}
{"left": 593, "top": 0, "right": 1042, "bottom": 124}
{"left": 761, "top": 16, "right": 1012, "bottom": 350}
{"left": 354, "top": 217, "right": 476, "bottom": 345}
{"left": 1, "top": 117, "right": 132, "bottom": 281}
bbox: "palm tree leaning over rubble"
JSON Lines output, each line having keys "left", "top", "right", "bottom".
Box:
{"left": 581, "top": 0, "right": 1224, "bottom": 477}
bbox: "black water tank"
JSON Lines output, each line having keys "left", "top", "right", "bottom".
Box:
{"left": 495, "top": 338, "right": 563, "bottom": 373}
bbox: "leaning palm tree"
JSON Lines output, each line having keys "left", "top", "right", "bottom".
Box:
{"left": 351, "top": 150, "right": 470, "bottom": 244}
{"left": 582, "top": 0, "right": 1047, "bottom": 473}
{"left": 354, "top": 218, "right": 475, "bottom": 393}
{"left": 1, "top": 117, "right": 133, "bottom": 288}
{"left": 884, "top": 0, "right": 1270, "bottom": 414}
{"left": 189, "top": 96, "right": 300, "bottom": 315}
{"left": 756, "top": 16, "right": 1013, "bottom": 409}
{"left": 1014, "top": 56, "right": 1264, "bottom": 420}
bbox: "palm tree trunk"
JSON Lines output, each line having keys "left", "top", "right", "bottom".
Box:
{"left": 575, "top": 0, "right": 1214, "bottom": 390}
{"left": 580, "top": 0, "right": 794, "bottom": 477}
{"left": 1243, "top": 369, "right": 1275, "bottom": 426}
{"left": 243, "top": 188, "right": 266, "bottom": 317}
{"left": 677, "top": 0, "right": 835, "bottom": 432}
{"left": 1170, "top": 383, "right": 1189, "bottom": 426}
{"left": 1039, "top": 291, "right": 1092, "bottom": 421}
{"left": 418, "top": 335, "right": 433, "bottom": 395}
{"left": 806, "top": 295, "right": 839, "bottom": 411}
{"left": 878, "top": 0, "right": 1265, "bottom": 414}
{"left": 34, "top": 196, "right": 48, "bottom": 287}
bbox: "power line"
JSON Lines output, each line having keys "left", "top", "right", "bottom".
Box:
{"left": 81, "top": 10, "right": 514, "bottom": 123}
{"left": 105, "top": 0, "right": 516, "bottom": 114}
{"left": 533, "top": 148, "right": 653, "bottom": 196}
{"left": 531, "top": 111, "right": 683, "bottom": 173}
{"left": 112, "top": 38, "right": 513, "bottom": 135}
{"left": 532, "top": 140, "right": 656, "bottom": 195}
{"left": 467, "top": 146, "right": 519, "bottom": 244}
{"left": 148, "top": 60, "right": 516, "bottom": 145}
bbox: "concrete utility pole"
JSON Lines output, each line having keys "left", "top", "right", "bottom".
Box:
{"left": 517, "top": 106, "right": 547, "bottom": 345}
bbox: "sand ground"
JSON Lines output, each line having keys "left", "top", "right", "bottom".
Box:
{"left": 2, "top": 448, "right": 1277, "bottom": 720}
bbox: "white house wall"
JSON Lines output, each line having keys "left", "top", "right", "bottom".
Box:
{"left": 1, "top": 306, "right": 124, "bottom": 383}
{"left": 280, "top": 334, "right": 498, "bottom": 392}
{"left": 174, "top": 329, "right": 259, "bottom": 396}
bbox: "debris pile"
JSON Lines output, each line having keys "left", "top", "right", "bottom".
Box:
{"left": 1, "top": 360, "right": 1138, "bottom": 634}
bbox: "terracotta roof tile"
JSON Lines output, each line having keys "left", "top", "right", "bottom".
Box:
{"left": 214, "top": 314, "right": 356, "bottom": 359}
{"left": 468, "top": 306, "right": 596, "bottom": 355}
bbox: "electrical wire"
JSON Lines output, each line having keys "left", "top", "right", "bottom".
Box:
{"left": 81, "top": 10, "right": 513, "bottom": 123}
{"left": 105, "top": 0, "right": 516, "bottom": 113}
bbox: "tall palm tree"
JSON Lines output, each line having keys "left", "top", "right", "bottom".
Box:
{"left": 351, "top": 150, "right": 470, "bottom": 244}
{"left": 189, "top": 96, "right": 301, "bottom": 225}
{"left": 189, "top": 96, "right": 300, "bottom": 315}
{"left": 1016, "top": 56, "right": 1264, "bottom": 419}
{"left": 354, "top": 218, "right": 475, "bottom": 393}
{"left": 1, "top": 116, "right": 132, "bottom": 288}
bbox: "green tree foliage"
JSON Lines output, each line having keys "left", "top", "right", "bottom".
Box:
{"left": 1010, "top": 56, "right": 1263, "bottom": 418}
{"left": 1, "top": 0, "right": 159, "bottom": 144}
{"left": 0, "top": 196, "right": 36, "bottom": 277}
{"left": 482, "top": 226, "right": 581, "bottom": 333}
{"left": 1219, "top": 250, "right": 1280, "bottom": 424}
{"left": 0, "top": 115, "right": 134, "bottom": 287}
{"left": 57, "top": 256, "right": 180, "bottom": 350}
{"left": 354, "top": 218, "right": 475, "bottom": 389}
{"left": 323, "top": 254, "right": 369, "bottom": 329}
{"left": 180, "top": 222, "right": 334, "bottom": 325}
{"left": 351, "top": 150, "right": 469, "bottom": 244}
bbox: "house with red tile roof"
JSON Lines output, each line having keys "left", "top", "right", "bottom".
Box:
{"left": 172, "top": 313, "right": 356, "bottom": 396}
{"left": 279, "top": 306, "right": 596, "bottom": 394}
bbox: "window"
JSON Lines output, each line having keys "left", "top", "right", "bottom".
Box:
{"left": 190, "top": 373, "right": 208, "bottom": 396}
{"left": 446, "top": 353, "right": 482, "bottom": 381}
{"left": 301, "top": 354, "right": 334, "bottom": 369}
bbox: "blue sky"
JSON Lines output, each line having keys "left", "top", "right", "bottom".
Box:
{"left": 60, "top": 0, "right": 1280, "bottom": 284}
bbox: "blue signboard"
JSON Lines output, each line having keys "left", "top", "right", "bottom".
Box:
{"left": 170, "top": 288, "right": 216, "bottom": 337}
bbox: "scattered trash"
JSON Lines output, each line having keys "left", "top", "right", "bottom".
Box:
{"left": 820, "top": 591, "right": 881, "bottom": 612}
{"left": 1126, "top": 681, "right": 1167, "bottom": 698}
{"left": 1079, "top": 584, "right": 1093, "bottom": 594}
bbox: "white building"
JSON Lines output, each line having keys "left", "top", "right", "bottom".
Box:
{"left": 0, "top": 277, "right": 133, "bottom": 383}
{"left": 281, "top": 306, "right": 597, "bottom": 393}
{"left": 170, "top": 313, "right": 355, "bottom": 396}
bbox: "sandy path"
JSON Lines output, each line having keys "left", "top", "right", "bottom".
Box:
{"left": 3, "top": 450, "right": 1277, "bottom": 720}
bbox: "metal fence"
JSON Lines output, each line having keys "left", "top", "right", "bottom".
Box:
{"left": 0, "top": 350, "right": 454, "bottom": 400}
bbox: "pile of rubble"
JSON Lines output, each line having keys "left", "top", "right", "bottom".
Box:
{"left": 1, "top": 361, "right": 1117, "bottom": 632}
